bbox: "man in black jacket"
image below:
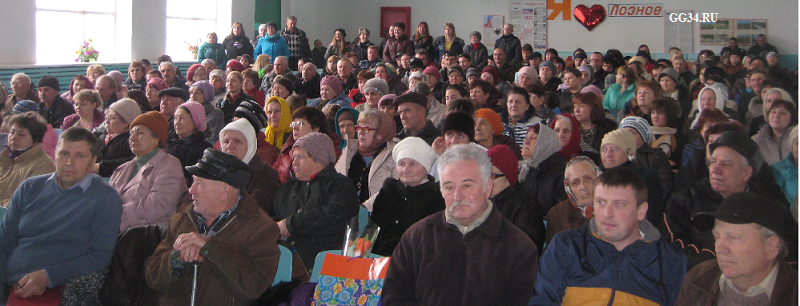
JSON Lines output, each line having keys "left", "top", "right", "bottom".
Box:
{"left": 494, "top": 24, "right": 522, "bottom": 66}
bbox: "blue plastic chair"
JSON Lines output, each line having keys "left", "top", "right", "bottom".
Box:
{"left": 358, "top": 206, "right": 369, "bottom": 232}
{"left": 309, "top": 250, "right": 384, "bottom": 283}
{"left": 272, "top": 245, "right": 293, "bottom": 286}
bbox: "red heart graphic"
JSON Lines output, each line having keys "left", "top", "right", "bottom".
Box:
{"left": 573, "top": 4, "right": 606, "bottom": 31}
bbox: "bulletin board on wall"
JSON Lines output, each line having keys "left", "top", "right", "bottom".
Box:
{"left": 700, "top": 18, "right": 767, "bottom": 46}
{"left": 380, "top": 7, "right": 411, "bottom": 38}
{"left": 509, "top": 1, "right": 547, "bottom": 50}
{"left": 483, "top": 15, "right": 505, "bottom": 49}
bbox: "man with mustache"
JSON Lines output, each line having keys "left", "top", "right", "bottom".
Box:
{"left": 382, "top": 144, "right": 537, "bottom": 305}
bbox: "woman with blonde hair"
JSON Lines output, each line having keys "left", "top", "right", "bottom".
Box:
{"left": 432, "top": 23, "right": 465, "bottom": 64}
{"left": 253, "top": 54, "right": 273, "bottom": 79}
{"left": 324, "top": 28, "right": 351, "bottom": 59}
{"left": 86, "top": 65, "right": 106, "bottom": 86}
{"left": 62, "top": 89, "right": 105, "bottom": 131}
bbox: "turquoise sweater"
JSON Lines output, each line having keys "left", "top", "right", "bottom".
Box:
{"left": 603, "top": 83, "right": 636, "bottom": 117}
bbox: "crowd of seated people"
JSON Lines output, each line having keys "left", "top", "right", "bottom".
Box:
{"left": 0, "top": 16, "right": 797, "bottom": 305}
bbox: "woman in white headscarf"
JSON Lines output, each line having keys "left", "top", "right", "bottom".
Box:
{"left": 518, "top": 122, "right": 567, "bottom": 213}
{"left": 219, "top": 118, "right": 281, "bottom": 214}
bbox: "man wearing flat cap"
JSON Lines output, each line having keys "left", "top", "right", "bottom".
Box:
{"left": 394, "top": 91, "right": 441, "bottom": 146}
{"left": 662, "top": 131, "right": 792, "bottom": 268}
{"left": 675, "top": 192, "right": 798, "bottom": 305}
{"left": 37, "top": 75, "right": 74, "bottom": 129}
{"left": 158, "top": 87, "right": 190, "bottom": 145}
{"left": 146, "top": 148, "right": 280, "bottom": 305}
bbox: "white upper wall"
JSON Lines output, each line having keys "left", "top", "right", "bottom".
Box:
{"left": 281, "top": 0, "right": 798, "bottom": 60}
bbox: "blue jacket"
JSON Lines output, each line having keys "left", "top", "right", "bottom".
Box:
{"left": 432, "top": 36, "right": 465, "bottom": 64}
{"left": 197, "top": 42, "right": 227, "bottom": 69}
{"left": 254, "top": 33, "right": 290, "bottom": 64}
{"left": 772, "top": 153, "right": 798, "bottom": 205}
{"left": 529, "top": 219, "right": 686, "bottom": 306}
{"left": 306, "top": 92, "right": 353, "bottom": 109}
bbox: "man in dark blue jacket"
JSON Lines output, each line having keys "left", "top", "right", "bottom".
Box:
{"left": 530, "top": 167, "right": 686, "bottom": 306}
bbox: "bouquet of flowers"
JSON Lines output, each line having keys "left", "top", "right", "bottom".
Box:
{"left": 75, "top": 39, "right": 99, "bottom": 62}
{"left": 343, "top": 220, "right": 381, "bottom": 258}
{"left": 186, "top": 39, "right": 200, "bottom": 59}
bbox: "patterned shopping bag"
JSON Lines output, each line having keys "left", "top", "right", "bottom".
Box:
{"left": 312, "top": 253, "right": 390, "bottom": 306}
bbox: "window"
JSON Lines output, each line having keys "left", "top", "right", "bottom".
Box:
{"left": 166, "top": 0, "right": 231, "bottom": 62}
{"left": 36, "top": 0, "right": 120, "bottom": 64}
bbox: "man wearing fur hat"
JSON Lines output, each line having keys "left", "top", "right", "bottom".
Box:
{"left": 146, "top": 149, "right": 280, "bottom": 305}
{"left": 158, "top": 87, "right": 190, "bottom": 145}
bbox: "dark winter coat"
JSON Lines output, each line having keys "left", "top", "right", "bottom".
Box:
{"left": 271, "top": 164, "right": 359, "bottom": 271}
{"left": 635, "top": 144, "right": 674, "bottom": 194}
{"left": 370, "top": 176, "right": 445, "bottom": 257}
{"left": 222, "top": 34, "right": 254, "bottom": 61}
{"left": 491, "top": 184, "right": 546, "bottom": 253}
{"left": 294, "top": 73, "right": 321, "bottom": 101}
{"left": 464, "top": 42, "right": 489, "bottom": 71}
{"left": 432, "top": 36, "right": 465, "bottom": 64}
{"left": 95, "top": 131, "right": 134, "bottom": 178}
{"left": 494, "top": 34, "right": 522, "bottom": 65}
{"left": 165, "top": 132, "right": 212, "bottom": 186}
{"left": 247, "top": 155, "right": 280, "bottom": 216}
{"left": 382, "top": 204, "right": 538, "bottom": 306}
{"left": 217, "top": 92, "right": 256, "bottom": 124}
{"left": 518, "top": 153, "right": 568, "bottom": 214}
{"left": 382, "top": 35, "right": 414, "bottom": 66}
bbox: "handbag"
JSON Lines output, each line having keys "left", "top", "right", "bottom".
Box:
{"left": 311, "top": 253, "right": 390, "bottom": 306}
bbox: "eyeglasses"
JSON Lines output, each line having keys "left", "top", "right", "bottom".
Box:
{"left": 354, "top": 125, "right": 377, "bottom": 133}
{"left": 491, "top": 173, "right": 505, "bottom": 180}
{"left": 290, "top": 121, "right": 306, "bottom": 128}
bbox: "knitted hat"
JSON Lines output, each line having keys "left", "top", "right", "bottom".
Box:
{"left": 481, "top": 66, "right": 500, "bottom": 84}
{"left": 187, "top": 64, "right": 204, "bottom": 81}
{"left": 518, "top": 66, "right": 538, "bottom": 79}
{"left": 186, "top": 148, "right": 252, "bottom": 190}
{"left": 274, "top": 77, "right": 294, "bottom": 93}
{"left": 539, "top": 61, "right": 556, "bottom": 74}
{"left": 409, "top": 72, "right": 428, "bottom": 84}
{"left": 709, "top": 131, "right": 763, "bottom": 169}
{"left": 423, "top": 65, "right": 441, "bottom": 81}
{"left": 158, "top": 87, "right": 190, "bottom": 101}
{"left": 378, "top": 94, "right": 397, "bottom": 108}
{"left": 577, "top": 64, "right": 594, "bottom": 81}
{"left": 657, "top": 67, "right": 679, "bottom": 82}
{"left": 392, "top": 136, "right": 437, "bottom": 172}
{"left": 293, "top": 132, "right": 336, "bottom": 165}
{"left": 469, "top": 31, "right": 481, "bottom": 40}
{"left": 12, "top": 100, "right": 39, "bottom": 114}
{"left": 178, "top": 101, "right": 207, "bottom": 132}
{"left": 574, "top": 51, "right": 587, "bottom": 59}
{"left": 475, "top": 109, "right": 503, "bottom": 137}
{"left": 487, "top": 145, "right": 518, "bottom": 185}
{"left": 466, "top": 68, "right": 480, "bottom": 79}
{"left": 362, "top": 77, "right": 389, "bottom": 96}
{"left": 109, "top": 98, "right": 142, "bottom": 124}
{"left": 619, "top": 116, "right": 652, "bottom": 144}
{"left": 190, "top": 80, "right": 215, "bottom": 104}
{"left": 628, "top": 56, "right": 646, "bottom": 67}
{"left": 147, "top": 77, "right": 168, "bottom": 91}
{"left": 220, "top": 118, "right": 257, "bottom": 164}
{"left": 226, "top": 60, "right": 245, "bottom": 72}
{"left": 209, "top": 69, "right": 226, "bottom": 82}
{"left": 334, "top": 28, "right": 346, "bottom": 37}
{"left": 130, "top": 111, "right": 169, "bottom": 146}
{"left": 38, "top": 75, "right": 59, "bottom": 92}
{"left": 234, "top": 100, "right": 268, "bottom": 130}
{"left": 409, "top": 58, "right": 425, "bottom": 70}
{"left": 393, "top": 92, "right": 428, "bottom": 109}
{"left": 601, "top": 129, "right": 636, "bottom": 159}
{"left": 320, "top": 75, "right": 343, "bottom": 95}
{"left": 442, "top": 112, "right": 475, "bottom": 142}
{"left": 580, "top": 85, "right": 603, "bottom": 100}
{"left": 265, "top": 21, "right": 278, "bottom": 30}
{"left": 448, "top": 65, "right": 465, "bottom": 79}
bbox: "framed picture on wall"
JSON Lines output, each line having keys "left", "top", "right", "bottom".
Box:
{"left": 380, "top": 7, "right": 411, "bottom": 38}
